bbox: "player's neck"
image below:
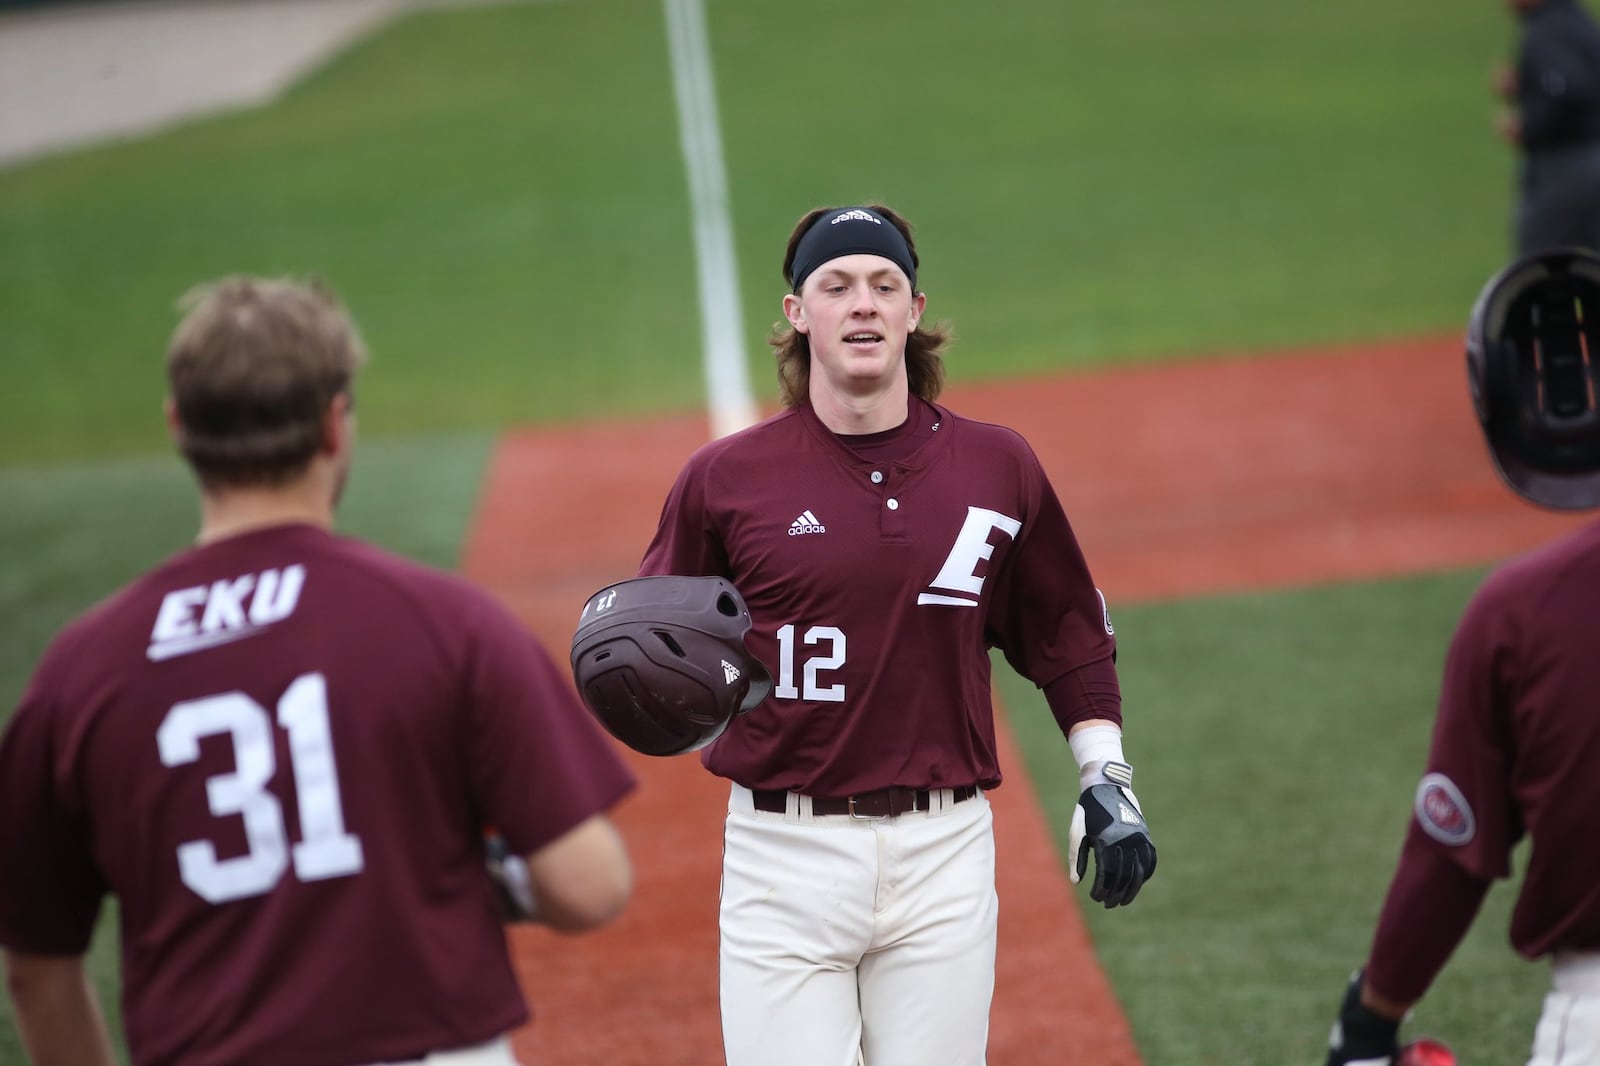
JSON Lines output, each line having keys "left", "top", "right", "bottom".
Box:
{"left": 194, "top": 474, "right": 337, "bottom": 546}
{"left": 809, "top": 375, "right": 910, "bottom": 435}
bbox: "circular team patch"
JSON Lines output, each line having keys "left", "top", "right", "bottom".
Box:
{"left": 1414, "top": 772, "right": 1476, "bottom": 847}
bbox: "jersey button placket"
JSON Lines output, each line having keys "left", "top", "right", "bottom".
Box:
{"left": 875, "top": 469, "right": 906, "bottom": 539}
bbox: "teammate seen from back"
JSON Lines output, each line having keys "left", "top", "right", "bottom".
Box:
{"left": 1325, "top": 248, "right": 1600, "bottom": 1066}
{"left": 0, "top": 277, "right": 636, "bottom": 1066}
{"left": 637, "top": 204, "right": 1157, "bottom": 1065}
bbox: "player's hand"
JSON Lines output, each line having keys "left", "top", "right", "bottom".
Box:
{"left": 1326, "top": 970, "right": 1400, "bottom": 1066}
{"left": 1066, "top": 763, "right": 1156, "bottom": 907}
{"left": 485, "top": 830, "right": 538, "bottom": 922}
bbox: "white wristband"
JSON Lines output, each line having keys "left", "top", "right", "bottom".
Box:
{"left": 1068, "top": 724, "right": 1127, "bottom": 788}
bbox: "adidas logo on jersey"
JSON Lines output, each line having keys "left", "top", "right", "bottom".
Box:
{"left": 788, "top": 510, "right": 826, "bottom": 536}
{"left": 721, "top": 659, "right": 741, "bottom": 684}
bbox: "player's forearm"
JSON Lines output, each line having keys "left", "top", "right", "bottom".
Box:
{"left": 3, "top": 950, "right": 117, "bottom": 1066}
{"left": 1362, "top": 838, "right": 1491, "bottom": 1008}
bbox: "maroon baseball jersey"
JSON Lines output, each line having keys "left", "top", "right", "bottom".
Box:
{"left": 1367, "top": 518, "right": 1600, "bottom": 998}
{"left": 0, "top": 523, "right": 635, "bottom": 1066}
{"left": 639, "top": 398, "right": 1118, "bottom": 796}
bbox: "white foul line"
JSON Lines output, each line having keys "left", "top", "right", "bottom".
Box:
{"left": 663, "top": 0, "right": 759, "bottom": 439}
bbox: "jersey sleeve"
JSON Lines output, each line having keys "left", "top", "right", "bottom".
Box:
{"left": 638, "top": 450, "right": 731, "bottom": 578}
{"left": 1042, "top": 656, "right": 1123, "bottom": 732}
{"left": 1362, "top": 841, "right": 1492, "bottom": 1006}
{"left": 0, "top": 647, "right": 107, "bottom": 954}
{"left": 1338, "top": 573, "right": 1517, "bottom": 1004}
{"left": 984, "top": 444, "right": 1119, "bottom": 714}
{"left": 1408, "top": 576, "right": 1520, "bottom": 881}
{"left": 459, "top": 597, "right": 636, "bottom": 857}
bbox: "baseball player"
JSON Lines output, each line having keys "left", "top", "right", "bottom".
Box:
{"left": 638, "top": 204, "right": 1157, "bottom": 1065}
{"left": 1325, "top": 247, "right": 1600, "bottom": 1066}
{"left": 0, "top": 277, "right": 636, "bottom": 1066}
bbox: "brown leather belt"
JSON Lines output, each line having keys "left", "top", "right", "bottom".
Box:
{"left": 751, "top": 784, "right": 979, "bottom": 818}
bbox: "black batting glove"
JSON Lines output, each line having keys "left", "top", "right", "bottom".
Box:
{"left": 1067, "top": 762, "right": 1156, "bottom": 908}
{"left": 1326, "top": 970, "right": 1400, "bottom": 1066}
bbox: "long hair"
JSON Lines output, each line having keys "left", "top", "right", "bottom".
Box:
{"left": 769, "top": 203, "right": 951, "bottom": 407}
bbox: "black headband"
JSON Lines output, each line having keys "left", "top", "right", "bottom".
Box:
{"left": 789, "top": 207, "right": 917, "bottom": 293}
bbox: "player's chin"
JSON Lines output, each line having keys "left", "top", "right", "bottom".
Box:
{"left": 837, "top": 345, "right": 899, "bottom": 375}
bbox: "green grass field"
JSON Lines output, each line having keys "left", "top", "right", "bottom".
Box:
{"left": 0, "top": 0, "right": 1540, "bottom": 1062}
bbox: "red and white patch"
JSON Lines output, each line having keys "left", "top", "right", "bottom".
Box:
{"left": 1414, "top": 772, "right": 1475, "bottom": 847}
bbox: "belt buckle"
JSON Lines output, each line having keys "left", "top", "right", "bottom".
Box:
{"left": 847, "top": 794, "right": 886, "bottom": 820}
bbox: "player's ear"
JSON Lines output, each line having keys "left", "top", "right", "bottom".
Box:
{"left": 909, "top": 291, "right": 926, "bottom": 330}
{"left": 783, "top": 292, "right": 808, "bottom": 334}
{"left": 322, "top": 393, "right": 354, "bottom": 456}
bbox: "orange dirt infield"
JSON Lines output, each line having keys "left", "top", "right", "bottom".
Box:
{"left": 458, "top": 336, "right": 1588, "bottom": 1065}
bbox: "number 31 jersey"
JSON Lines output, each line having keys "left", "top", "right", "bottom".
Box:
{"left": 639, "top": 399, "right": 1117, "bottom": 797}
{"left": 0, "top": 523, "right": 635, "bottom": 1066}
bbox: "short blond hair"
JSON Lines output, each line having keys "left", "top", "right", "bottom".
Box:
{"left": 166, "top": 276, "right": 368, "bottom": 489}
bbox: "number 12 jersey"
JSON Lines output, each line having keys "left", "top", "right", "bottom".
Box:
{"left": 639, "top": 398, "right": 1119, "bottom": 798}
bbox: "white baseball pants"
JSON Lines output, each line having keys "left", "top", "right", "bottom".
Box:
{"left": 1528, "top": 951, "right": 1600, "bottom": 1066}
{"left": 720, "top": 783, "right": 997, "bottom": 1066}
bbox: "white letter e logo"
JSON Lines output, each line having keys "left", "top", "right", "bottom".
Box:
{"left": 918, "top": 507, "right": 1022, "bottom": 607}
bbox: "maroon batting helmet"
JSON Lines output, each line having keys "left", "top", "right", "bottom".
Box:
{"left": 570, "top": 576, "right": 772, "bottom": 757}
{"left": 1467, "top": 246, "right": 1600, "bottom": 510}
